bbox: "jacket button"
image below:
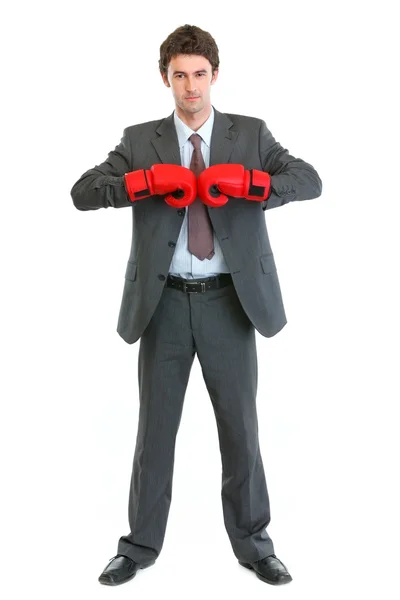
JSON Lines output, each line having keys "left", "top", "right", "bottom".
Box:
{"left": 177, "top": 209, "right": 185, "bottom": 216}
{"left": 158, "top": 274, "right": 166, "bottom": 281}
{"left": 168, "top": 241, "right": 176, "bottom": 247}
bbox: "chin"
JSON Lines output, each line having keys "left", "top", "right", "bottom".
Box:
{"left": 186, "top": 102, "right": 203, "bottom": 111}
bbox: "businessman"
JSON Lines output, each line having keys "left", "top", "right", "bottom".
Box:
{"left": 70, "top": 24, "right": 322, "bottom": 587}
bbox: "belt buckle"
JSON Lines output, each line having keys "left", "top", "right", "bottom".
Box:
{"left": 183, "top": 281, "right": 206, "bottom": 294}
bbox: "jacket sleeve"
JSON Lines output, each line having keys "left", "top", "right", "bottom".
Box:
{"left": 258, "top": 119, "right": 323, "bottom": 211}
{"left": 70, "top": 128, "right": 134, "bottom": 210}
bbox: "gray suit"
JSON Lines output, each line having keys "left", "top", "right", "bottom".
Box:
{"left": 71, "top": 106, "right": 322, "bottom": 564}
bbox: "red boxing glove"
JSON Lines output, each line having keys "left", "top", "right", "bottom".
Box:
{"left": 197, "top": 164, "right": 271, "bottom": 207}
{"left": 124, "top": 164, "right": 197, "bottom": 208}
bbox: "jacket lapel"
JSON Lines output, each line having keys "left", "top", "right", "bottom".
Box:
{"left": 151, "top": 113, "right": 181, "bottom": 165}
{"left": 209, "top": 107, "right": 238, "bottom": 166}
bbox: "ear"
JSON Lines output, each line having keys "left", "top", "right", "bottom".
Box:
{"left": 161, "top": 73, "right": 170, "bottom": 88}
{"left": 211, "top": 69, "right": 219, "bottom": 85}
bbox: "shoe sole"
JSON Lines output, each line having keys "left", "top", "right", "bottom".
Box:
{"left": 238, "top": 560, "right": 293, "bottom": 585}
{"left": 98, "top": 560, "right": 156, "bottom": 586}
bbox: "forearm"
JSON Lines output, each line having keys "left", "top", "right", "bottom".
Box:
{"left": 70, "top": 127, "right": 134, "bottom": 211}
{"left": 259, "top": 120, "right": 323, "bottom": 211}
{"left": 71, "top": 171, "right": 132, "bottom": 211}
{"left": 262, "top": 161, "right": 323, "bottom": 210}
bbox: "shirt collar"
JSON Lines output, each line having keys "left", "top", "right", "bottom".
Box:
{"left": 173, "top": 105, "right": 215, "bottom": 148}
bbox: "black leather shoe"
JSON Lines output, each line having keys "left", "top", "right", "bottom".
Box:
{"left": 98, "top": 554, "right": 155, "bottom": 585}
{"left": 239, "top": 554, "right": 292, "bottom": 585}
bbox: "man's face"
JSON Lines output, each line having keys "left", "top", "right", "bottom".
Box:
{"left": 162, "top": 54, "right": 218, "bottom": 115}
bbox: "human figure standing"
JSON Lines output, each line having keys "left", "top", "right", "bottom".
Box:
{"left": 71, "top": 24, "right": 322, "bottom": 586}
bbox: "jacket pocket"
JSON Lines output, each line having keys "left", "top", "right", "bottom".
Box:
{"left": 125, "top": 260, "right": 137, "bottom": 282}
{"left": 259, "top": 252, "right": 277, "bottom": 274}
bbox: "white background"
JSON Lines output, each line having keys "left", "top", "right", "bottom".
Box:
{"left": 1, "top": 1, "right": 399, "bottom": 598}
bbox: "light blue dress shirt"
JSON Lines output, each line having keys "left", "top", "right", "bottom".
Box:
{"left": 168, "top": 106, "right": 230, "bottom": 279}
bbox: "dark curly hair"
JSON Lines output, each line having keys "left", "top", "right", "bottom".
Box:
{"left": 159, "top": 24, "right": 219, "bottom": 78}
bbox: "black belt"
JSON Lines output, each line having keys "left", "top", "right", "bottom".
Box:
{"left": 166, "top": 273, "right": 233, "bottom": 294}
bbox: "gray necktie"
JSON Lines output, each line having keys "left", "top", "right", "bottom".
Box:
{"left": 188, "top": 133, "right": 215, "bottom": 261}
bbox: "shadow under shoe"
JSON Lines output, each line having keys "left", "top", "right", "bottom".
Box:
{"left": 98, "top": 554, "right": 155, "bottom": 586}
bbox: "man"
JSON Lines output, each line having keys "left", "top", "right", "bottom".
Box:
{"left": 70, "top": 24, "right": 322, "bottom": 587}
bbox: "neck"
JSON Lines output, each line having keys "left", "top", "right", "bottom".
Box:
{"left": 175, "top": 103, "right": 212, "bottom": 131}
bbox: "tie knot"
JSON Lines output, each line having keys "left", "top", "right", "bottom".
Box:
{"left": 189, "top": 133, "right": 202, "bottom": 151}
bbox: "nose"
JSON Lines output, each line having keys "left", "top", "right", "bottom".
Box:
{"left": 186, "top": 77, "right": 197, "bottom": 94}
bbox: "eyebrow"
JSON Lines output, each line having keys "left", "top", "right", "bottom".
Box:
{"left": 172, "top": 69, "right": 208, "bottom": 75}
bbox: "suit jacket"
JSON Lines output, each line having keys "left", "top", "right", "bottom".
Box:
{"left": 70, "top": 105, "right": 322, "bottom": 344}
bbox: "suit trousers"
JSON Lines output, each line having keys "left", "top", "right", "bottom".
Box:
{"left": 117, "top": 276, "right": 275, "bottom": 564}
